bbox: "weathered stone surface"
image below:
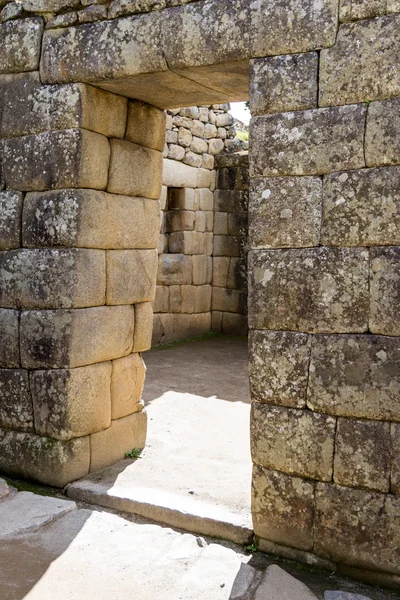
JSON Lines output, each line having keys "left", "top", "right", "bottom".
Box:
{"left": 314, "top": 483, "right": 400, "bottom": 575}
{"left": 4, "top": 129, "right": 110, "bottom": 191}
{"left": 391, "top": 423, "right": 400, "bottom": 494}
{"left": 30, "top": 362, "right": 112, "bottom": 440}
{"left": 370, "top": 246, "right": 400, "bottom": 336}
{"left": 0, "top": 73, "right": 127, "bottom": 138}
{"left": 0, "top": 190, "right": 22, "bottom": 249}
{"left": 157, "top": 253, "right": 192, "bottom": 285}
{"left": 339, "top": 0, "right": 388, "bottom": 22}
{"left": 308, "top": 334, "right": 400, "bottom": 421}
{"left": 255, "top": 565, "right": 318, "bottom": 600}
{"left": 0, "top": 369, "right": 33, "bottom": 432}
{"left": 249, "top": 331, "right": 311, "bottom": 408}
{"left": 20, "top": 305, "right": 134, "bottom": 368}
{"left": 251, "top": 404, "right": 336, "bottom": 481}
{"left": 23, "top": 190, "right": 160, "bottom": 250}
{"left": 23, "top": 0, "right": 80, "bottom": 11}
{"left": 0, "top": 248, "right": 106, "bottom": 309}
{"left": 252, "top": 466, "right": 315, "bottom": 551}
{"left": 0, "top": 18, "right": 43, "bottom": 74}
{"left": 334, "top": 418, "right": 391, "bottom": 492}
{"left": 133, "top": 302, "right": 153, "bottom": 352}
{"left": 249, "top": 176, "right": 322, "bottom": 248}
{"left": 320, "top": 15, "right": 400, "bottom": 106}
{"left": 324, "top": 593, "right": 371, "bottom": 600}
{"left": 214, "top": 190, "right": 248, "bottom": 214}
{"left": 250, "top": 105, "right": 366, "bottom": 177}
{"left": 108, "top": 0, "right": 166, "bottom": 19}
{"left": 169, "top": 231, "right": 207, "bottom": 254}
{"left": 90, "top": 411, "right": 147, "bottom": 472}
{"left": 0, "top": 428, "right": 90, "bottom": 487}
{"left": 250, "top": 53, "right": 318, "bottom": 116}
{"left": 248, "top": 248, "right": 369, "bottom": 333}
{"left": 0, "top": 309, "right": 19, "bottom": 368}
{"left": 0, "top": 478, "right": 9, "bottom": 501}
{"left": 212, "top": 288, "right": 244, "bottom": 314}
{"left": 365, "top": 98, "right": 400, "bottom": 168}
{"left": 111, "top": 353, "right": 145, "bottom": 420}
{"left": 217, "top": 166, "right": 249, "bottom": 191}
{"left": 107, "top": 139, "right": 162, "bottom": 199}
{"left": 106, "top": 249, "right": 158, "bottom": 305}
{"left": 125, "top": 100, "right": 166, "bottom": 151}
{"left": 163, "top": 159, "right": 198, "bottom": 188}
{"left": 1, "top": 2, "right": 24, "bottom": 21}
{"left": 322, "top": 167, "right": 400, "bottom": 247}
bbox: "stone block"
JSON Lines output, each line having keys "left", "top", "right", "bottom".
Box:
{"left": 195, "top": 188, "right": 213, "bottom": 211}
{"left": 157, "top": 253, "right": 192, "bottom": 285}
{"left": 108, "top": 0, "right": 166, "bottom": 19}
{"left": 167, "top": 187, "right": 197, "bottom": 211}
{"left": 167, "top": 210, "right": 195, "bottom": 232}
{"left": 392, "top": 423, "right": 400, "bottom": 494}
{"left": 370, "top": 246, "right": 400, "bottom": 336}
{"left": 319, "top": 15, "right": 400, "bottom": 107}
{"left": 212, "top": 287, "right": 244, "bottom": 314}
{"left": 0, "top": 18, "right": 43, "bottom": 74}
{"left": 192, "top": 255, "right": 209, "bottom": 285}
{"left": 208, "top": 138, "right": 224, "bottom": 155}
{"left": 314, "top": 483, "right": 400, "bottom": 575}
{"left": 0, "top": 191, "right": 22, "bottom": 249}
{"left": 221, "top": 313, "right": 247, "bottom": 335}
{"left": 194, "top": 285, "right": 212, "bottom": 313}
{"left": 125, "top": 100, "right": 166, "bottom": 151}
{"left": 251, "top": 404, "right": 336, "bottom": 481}
{"left": 213, "top": 235, "right": 240, "bottom": 257}
{"left": 30, "top": 362, "right": 112, "bottom": 440}
{"left": 0, "top": 248, "right": 106, "bottom": 309}
{"left": 0, "top": 309, "right": 19, "bottom": 367}
{"left": 167, "top": 144, "right": 185, "bottom": 161}
{"left": 153, "top": 286, "right": 169, "bottom": 313}
{"left": 159, "top": 185, "right": 168, "bottom": 210}
{"left": 308, "top": 334, "right": 400, "bottom": 421}
{"left": 107, "top": 139, "right": 162, "bottom": 200}
{"left": 339, "top": 0, "right": 388, "bottom": 22}
{"left": 178, "top": 127, "right": 192, "bottom": 148}
{"left": 249, "top": 330, "right": 311, "bottom": 408}
{"left": 213, "top": 255, "right": 230, "bottom": 289}
{"left": 252, "top": 466, "right": 315, "bottom": 551}
{"left": 162, "top": 159, "right": 198, "bottom": 188}
{"left": 106, "top": 249, "right": 158, "bottom": 305}
{"left": 365, "top": 98, "right": 400, "bottom": 167}
{"left": 133, "top": 302, "right": 153, "bottom": 352}
{"left": 248, "top": 248, "right": 369, "bottom": 333}
{"left": 111, "top": 353, "right": 145, "bottom": 420}
{"left": 168, "top": 231, "right": 204, "bottom": 254}
{"left": 217, "top": 167, "right": 249, "bottom": 191}
{"left": 4, "top": 129, "right": 110, "bottom": 191}
{"left": 183, "top": 152, "right": 203, "bottom": 169}
{"left": 322, "top": 167, "right": 400, "bottom": 247}
{"left": 250, "top": 176, "right": 322, "bottom": 248}
{"left": 227, "top": 213, "right": 247, "bottom": 237}
{"left": 250, "top": 53, "right": 318, "bottom": 116}
{"left": 214, "top": 189, "right": 248, "bottom": 213}
{"left": 190, "top": 136, "right": 208, "bottom": 155}
{"left": 23, "top": 190, "right": 160, "bottom": 250}
{"left": 20, "top": 305, "right": 134, "bottom": 368}
{"left": 0, "top": 369, "right": 33, "bottom": 432}
{"left": 214, "top": 212, "right": 228, "bottom": 235}
{"left": 90, "top": 411, "right": 147, "bottom": 472}
{"left": 250, "top": 105, "right": 366, "bottom": 177}
{"left": 334, "top": 417, "right": 390, "bottom": 492}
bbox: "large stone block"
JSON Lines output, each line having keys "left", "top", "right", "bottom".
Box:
{"left": 23, "top": 190, "right": 160, "bottom": 250}
{"left": 314, "top": 483, "right": 400, "bottom": 575}
{"left": 248, "top": 248, "right": 369, "bottom": 333}
{"left": 214, "top": 189, "right": 248, "bottom": 214}
{"left": 20, "top": 305, "right": 134, "bottom": 368}
{"left": 308, "top": 334, "right": 400, "bottom": 421}
{"left": 250, "top": 53, "right": 318, "bottom": 116}
{"left": 250, "top": 176, "right": 322, "bottom": 248}
{"left": 0, "top": 18, "right": 43, "bottom": 74}
{"left": 252, "top": 465, "right": 315, "bottom": 551}
{"left": 3, "top": 129, "right": 110, "bottom": 191}
{"left": 157, "top": 253, "right": 192, "bottom": 285}
{"left": 365, "top": 98, "right": 400, "bottom": 168}
{"left": 107, "top": 139, "right": 162, "bottom": 199}
{"left": 106, "top": 249, "right": 158, "bottom": 305}
{"left": 217, "top": 167, "right": 249, "bottom": 191}
{"left": 30, "top": 362, "right": 112, "bottom": 440}
{"left": 0, "top": 191, "right": 22, "bottom": 249}
{"left": 0, "top": 248, "right": 106, "bottom": 309}
{"left": 322, "top": 167, "right": 400, "bottom": 246}
{"left": 133, "top": 302, "right": 153, "bottom": 352}
{"left": 339, "top": 0, "right": 388, "bottom": 22}
{"left": 0, "top": 309, "right": 19, "bottom": 368}
{"left": 392, "top": 423, "right": 400, "bottom": 494}
{"left": 370, "top": 246, "right": 400, "bottom": 336}
{"left": 0, "top": 369, "right": 33, "bottom": 432}
{"left": 125, "top": 100, "right": 166, "bottom": 151}
{"left": 320, "top": 15, "right": 400, "bottom": 106}
{"left": 251, "top": 404, "right": 336, "bottom": 481}
{"left": 249, "top": 330, "right": 311, "bottom": 408}
{"left": 111, "top": 353, "right": 145, "bottom": 420}
{"left": 168, "top": 231, "right": 204, "bottom": 255}
{"left": 250, "top": 105, "right": 366, "bottom": 177}
{"left": 212, "top": 287, "right": 244, "bottom": 313}
{"left": 162, "top": 159, "right": 198, "bottom": 188}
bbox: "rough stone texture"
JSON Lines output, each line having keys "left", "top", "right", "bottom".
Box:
{"left": 106, "top": 249, "right": 158, "bottom": 305}
{"left": 339, "top": 0, "right": 389, "bottom": 22}
{"left": 252, "top": 466, "right": 315, "bottom": 551}
{"left": 334, "top": 418, "right": 391, "bottom": 492}
{"left": 30, "top": 362, "right": 112, "bottom": 440}
{"left": 250, "top": 53, "right": 318, "bottom": 116}
{"left": 251, "top": 404, "right": 336, "bottom": 481}
{"left": 255, "top": 565, "right": 318, "bottom": 600}
{"left": 108, "top": 0, "right": 167, "bottom": 19}
{"left": 365, "top": 98, "right": 400, "bottom": 168}
{"left": 0, "top": 309, "right": 19, "bottom": 367}
{"left": 0, "top": 369, "right": 33, "bottom": 432}
{"left": 307, "top": 334, "right": 400, "bottom": 422}
{"left": 3, "top": 129, "right": 110, "bottom": 191}
{"left": 20, "top": 305, "right": 134, "bottom": 368}
{"left": 107, "top": 139, "right": 162, "bottom": 199}
{"left": 392, "top": 423, "right": 400, "bottom": 494}
{"left": 23, "top": 190, "right": 160, "bottom": 250}
{"left": 320, "top": 15, "right": 400, "bottom": 107}
{"left": 133, "top": 302, "right": 153, "bottom": 352}
{"left": 370, "top": 246, "right": 400, "bottom": 336}
{"left": 249, "top": 176, "right": 322, "bottom": 248}
{"left": 111, "top": 353, "right": 145, "bottom": 420}
{"left": 0, "top": 18, "right": 43, "bottom": 74}
{"left": 0, "top": 191, "right": 22, "bottom": 249}
{"left": 250, "top": 105, "right": 365, "bottom": 177}
{"left": 322, "top": 167, "right": 400, "bottom": 247}
{"left": 248, "top": 248, "right": 369, "bottom": 333}
{"left": 126, "top": 100, "right": 166, "bottom": 151}
{"left": 314, "top": 483, "right": 400, "bottom": 575}
{"left": 157, "top": 253, "right": 192, "bottom": 285}
{"left": 0, "top": 478, "right": 9, "bottom": 501}
{"left": 249, "top": 330, "right": 310, "bottom": 409}
{"left": 0, "top": 248, "right": 106, "bottom": 309}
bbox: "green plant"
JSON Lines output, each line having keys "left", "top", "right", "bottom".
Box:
{"left": 125, "top": 448, "right": 143, "bottom": 459}
{"left": 236, "top": 130, "right": 249, "bottom": 142}
{"left": 365, "top": 100, "right": 372, "bottom": 107}
{"left": 243, "top": 544, "right": 258, "bottom": 553}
